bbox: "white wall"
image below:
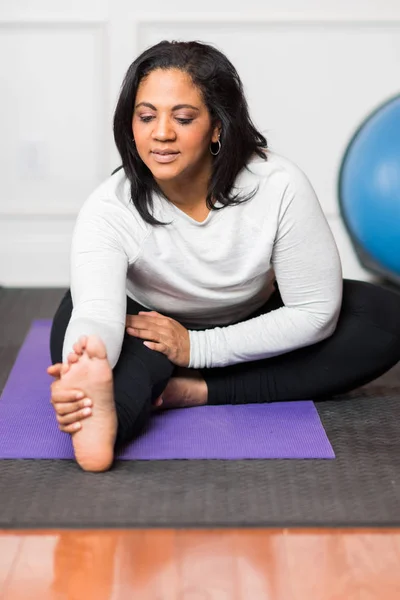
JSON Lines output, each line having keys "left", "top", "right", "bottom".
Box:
{"left": 1, "top": 0, "right": 400, "bottom": 286}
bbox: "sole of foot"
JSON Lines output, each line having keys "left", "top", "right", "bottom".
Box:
{"left": 60, "top": 334, "right": 117, "bottom": 472}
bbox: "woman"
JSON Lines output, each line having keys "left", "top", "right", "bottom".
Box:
{"left": 48, "top": 40, "right": 400, "bottom": 472}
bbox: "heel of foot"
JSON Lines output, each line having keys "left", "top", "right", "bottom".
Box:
{"left": 75, "top": 447, "right": 114, "bottom": 473}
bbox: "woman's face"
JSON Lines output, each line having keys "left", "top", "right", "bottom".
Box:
{"left": 132, "top": 68, "right": 220, "bottom": 184}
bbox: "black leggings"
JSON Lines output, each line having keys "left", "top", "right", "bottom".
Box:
{"left": 50, "top": 279, "right": 400, "bottom": 449}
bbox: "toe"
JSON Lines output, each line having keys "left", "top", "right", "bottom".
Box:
{"left": 73, "top": 342, "right": 84, "bottom": 355}
{"left": 153, "top": 395, "right": 163, "bottom": 407}
{"left": 85, "top": 335, "right": 107, "bottom": 360}
{"left": 79, "top": 335, "right": 88, "bottom": 349}
{"left": 68, "top": 352, "right": 79, "bottom": 364}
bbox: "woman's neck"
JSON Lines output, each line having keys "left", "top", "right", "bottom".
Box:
{"left": 155, "top": 162, "right": 212, "bottom": 214}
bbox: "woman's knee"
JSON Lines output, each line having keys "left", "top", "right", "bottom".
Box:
{"left": 342, "top": 279, "right": 400, "bottom": 337}
{"left": 116, "top": 332, "right": 174, "bottom": 385}
{"left": 335, "top": 279, "right": 400, "bottom": 382}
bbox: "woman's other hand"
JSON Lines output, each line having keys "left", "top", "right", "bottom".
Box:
{"left": 125, "top": 311, "right": 190, "bottom": 367}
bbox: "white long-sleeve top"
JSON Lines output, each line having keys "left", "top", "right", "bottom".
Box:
{"left": 62, "top": 151, "right": 343, "bottom": 370}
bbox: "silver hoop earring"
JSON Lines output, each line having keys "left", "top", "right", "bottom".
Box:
{"left": 210, "top": 139, "right": 221, "bottom": 156}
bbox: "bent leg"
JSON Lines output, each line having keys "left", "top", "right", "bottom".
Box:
{"left": 204, "top": 279, "right": 400, "bottom": 405}
{"left": 50, "top": 290, "right": 175, "bottom": 451}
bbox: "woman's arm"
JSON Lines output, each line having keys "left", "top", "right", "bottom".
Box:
{"left": 62, "top": 200, "right": 129, "bottom": 370}
{"left": 188, "top": 167, "right": 343, "bottom": 369}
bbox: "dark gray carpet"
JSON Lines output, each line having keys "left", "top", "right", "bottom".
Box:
{"left": 0, "top": 287, "right": 400, "bottom": 529}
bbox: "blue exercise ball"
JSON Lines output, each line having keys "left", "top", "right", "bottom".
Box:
{"left": 338, "top": 94, "right": 400, "bottom": 285}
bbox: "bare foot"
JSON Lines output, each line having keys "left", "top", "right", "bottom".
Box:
{"left": 155, "top": 368, "right": 208, "bottom": 410}
{"left": 60, "top": 335, "right": 117, "bottom": 472}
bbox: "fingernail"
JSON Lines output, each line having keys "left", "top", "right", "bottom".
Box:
{"left": 82, "top": 408, "right": 91, "bottom": 416}
{"left": 83, "top": 399, "right": 92, "bottom": 407}
{"left": 76, "top": 392, "right": 84, "bottom": 399}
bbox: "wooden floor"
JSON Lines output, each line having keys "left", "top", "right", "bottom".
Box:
{"left": 1, "top": 529, "right": 400, "bottom": 599}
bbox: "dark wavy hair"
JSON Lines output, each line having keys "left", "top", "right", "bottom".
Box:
{"left": 113, "top": 40, "right": 268, "bottom": 225}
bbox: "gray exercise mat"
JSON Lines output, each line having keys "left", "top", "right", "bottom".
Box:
{"left": 0, "top": 288, "right": 400, "bottom": 528}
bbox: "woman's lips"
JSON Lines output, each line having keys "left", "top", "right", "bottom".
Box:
{"left": 151, "top": 152, "right": 180, "bottom": 163}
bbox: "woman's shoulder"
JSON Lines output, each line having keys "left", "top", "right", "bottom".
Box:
{"left": 239, "top": 150, "right": 316, "bottom": 206}
{"left": 83, "top": 167, "right": 130, "bottom": 210}
{"left": 77, "top": 168, "right": 148, "bottom": 231}
{"left": 244, "top": 149, "right": 309, "bottom": 185}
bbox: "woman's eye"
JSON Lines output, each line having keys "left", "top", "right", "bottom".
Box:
{"left": 138, "top": 116, "right": 193, "bottom": 125}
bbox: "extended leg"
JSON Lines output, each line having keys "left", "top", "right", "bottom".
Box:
{"left": 50, "top": 290, "right": 175, "bottom": 456}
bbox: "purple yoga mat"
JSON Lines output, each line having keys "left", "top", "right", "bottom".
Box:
{"left": 0, "top": 320, "right": 334, "bottom": 460}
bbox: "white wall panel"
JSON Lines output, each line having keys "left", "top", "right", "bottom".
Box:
{"left": 0, "top": 23, "right": 108, "bottom": 216}
{"left": 0, "top": 1, "right": 109, "bottom": 21}
{"left": 0, "top": 218, "right": 74, "bottom": 286}
{"left": 112, "top": 1, "right": 400, "bottom": 21}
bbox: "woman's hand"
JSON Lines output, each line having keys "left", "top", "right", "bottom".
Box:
{"left": 125, "top": 311, "right": 190, "bottom": 367}
{"left": 47, "top": 363, "right": 92, "bottom": 433}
